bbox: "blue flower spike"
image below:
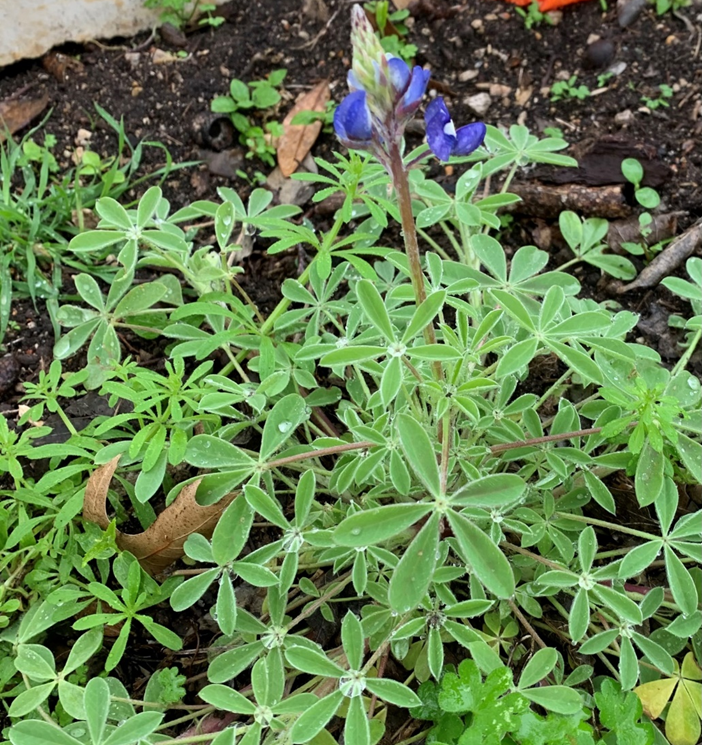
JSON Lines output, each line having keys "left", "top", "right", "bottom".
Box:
{"left": 425, "top": 96, "right": 486, "bottom": 162}
{"left": 333, "top": 90, "right": 373, "bottom": 149}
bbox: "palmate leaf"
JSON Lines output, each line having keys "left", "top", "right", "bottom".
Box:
{"left": 447, "top": 510, "right": 514, "bottom": 599}
{"left": 9, "top": 721, "right": 84, "bottom": 745}
{"left": 334, "top": 503, "right": 431, "bottom": 547}
{"left": 388, "top": 512, "right": 441, "bottom": 613}
{"left": 634, "top": 654, "right": 702, "bottom": 745}
{"left": 396, "top": 414, "right": 441, "bottom": 498}
{"left": 290, "top": 689, "right": 344, "bottom": 744}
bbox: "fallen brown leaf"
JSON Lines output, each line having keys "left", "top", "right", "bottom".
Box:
{"left": 277, "top": 81, "right": 330, "bottom": 178}
{"left": 0, "top": 94, "right": 49, "bottom": 143}
{"left": 83, "top": 456, "right": 236, "bottom": 575}
{"left": 42, "top": 52, "right": 84, "bottom": 82}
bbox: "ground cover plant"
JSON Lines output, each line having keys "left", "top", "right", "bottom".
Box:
{"left": 1, "top": 3, "right": 701, "bottom": 745}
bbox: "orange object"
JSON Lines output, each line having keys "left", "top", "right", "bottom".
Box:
{"left": 538, "top": 0, "right": 592, "bottom": 10}
{"left": 496, "top": 0, "right": 593, "bottom": 9}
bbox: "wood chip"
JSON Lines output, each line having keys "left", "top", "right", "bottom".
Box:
{"left": 507, "top": 183, "right": 632, "bottom": 219}
{"left": 607, "top": 212, "right": 682, "bottom": 253}
{"left": 616, "top": 219, "right": 702, "bottom": 293}
{"left": 83, "top": 456, "right": 236, "bottom": 575}
{"left": 277, "top": 80, "right": 329, "bottom": 178}
{"left": 0, "top": 94, "right": 49, "bottom": 143}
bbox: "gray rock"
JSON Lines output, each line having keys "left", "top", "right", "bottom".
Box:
{"left": 466, "top": 92, "right": 492, "bottom": 117}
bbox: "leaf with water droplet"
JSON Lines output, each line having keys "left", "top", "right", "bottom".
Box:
{"left": 215, "top": 201, "right": 237, "bottom": 250}
{"left": 334, "top": 503, "right": 431, "bottom": 547}
{"left": 260, "top": 394, "right": 310, "bottom": 461}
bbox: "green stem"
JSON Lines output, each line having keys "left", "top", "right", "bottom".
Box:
{"left": 535, "top": 367, "right": 574, "bottom": 409}
{"left": 672, "top": 325, "right": 702, "bottom": 376}
{"left": 154, "top": 708, "right": 215, "bottom": 731}
{"left": 416, "top": 226, "right": 452, "bottom": 261}
{"left": 500, "top": 162, "right": 520, "bottom": 195}
{"left": 438, "top": 220, "right": 464, "bottom": 258}
{"left": 555, "top": 512, "right": 655, "bottom": 541}
{"left": 55, "top": 405, "right": 79, "bottom": 437}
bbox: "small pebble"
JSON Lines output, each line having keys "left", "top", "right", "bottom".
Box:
{"left": 584, "top": 39, "right": 615, "bottom": 69}
{"left": 615, "top": 109, "right": 634, "bottom": 126}
{"left": 124, "top": 52, "right": 140, "bottom": 69}
{"left": 74, "top": 128, "right": 92, "bottom": 147}
{"left": 489, "top": 84, "right": 511, "bottom": 97}
{"left": 617, "top": 0, "right": 647, "bottom": 27}
{"left": 458, "top": 69, "right": 479, "bottom": 83}
{"left": 607, "top": 61, "right": 628, "bottom": 77}
{"left": 466, "top": 92, "right": 492, "bottom": 117}
{"left": 159, "top": 22, "right": 187, "bottom": 48}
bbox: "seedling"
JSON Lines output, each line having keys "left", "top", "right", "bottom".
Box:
{"left": 620, "top": 157, "right": 665, "bottom": 261}
{"left": 515, "top": 1, "right": 555, "bottom": 29}
{"left": 597, "top": 71, "right": 614, "bottom": 88}
{"left": 558, "top": 210, "right": 636, "bottom": 279}
{"left": 550, "top": 75, "right": 590, "bottom": 102}
{"left": 641, "top": 83, "right": 674, "bottom": 110}
{"left": 290, "top": 99, "right": 336, "bottom": 132}
{"left": 143, "top": 0, "right": 223, "bottom": 29}
{"left": 364, "top": 0, "right": 417, "bottom": 62}
{"left": 652, "top": 0, "right": 690, "bottom": 14}
{"left": 211, "top": 69, "right": 287, "bottom": 166}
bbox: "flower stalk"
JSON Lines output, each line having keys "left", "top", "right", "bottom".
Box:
{"left": 333, "top": 5, "right": 487, "bottom": 346}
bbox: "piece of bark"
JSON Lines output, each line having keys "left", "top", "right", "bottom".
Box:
{"left": 616, "top": 219, "right": 702, "bottom": 293}
{"left": 42, "top": 52, "right": 84, "bottom": 81}
{"left": 607, "top": 212, "right": 683, "bottom": 253}
{"left": 83, "top": 456, "right": 236, "bottom": 575}
{"left": 0, "top": 94, "right": 49, "bottom": 143}
{"left": 533, "top": 136, "right": 671, "bottom": 188}
{"left": 507, "top": 182, "right": 632, "bottom": 219}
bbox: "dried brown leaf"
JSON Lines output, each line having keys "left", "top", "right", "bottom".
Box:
{"left": 83, "top": 456, "right": 236, "bottom": 575}
{"left": 0, "top": 95, "right": 49, "bottom": 143}
{"left": 277, "top": 81, "right": 330, "bottom": 178}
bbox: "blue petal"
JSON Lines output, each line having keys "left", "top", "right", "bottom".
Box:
{"left": 387, "top": 57, "right": 411, "bottom": 96}
{"left": 425, "top": 96, "right": 454, "bottom": 162}
{"left": 398, "top": 67, "right": 431, "bottom": 115}
{"left": 453, "top": 122, "right": 487, "bottom": 156}
{"left": 334, "top": 91, "right": 372, "bottom": 143}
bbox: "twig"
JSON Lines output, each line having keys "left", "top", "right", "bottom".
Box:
{"left": 489, "top": 426, "right": 604, "bottom": 454}
{"left": 264, "top": 440, "right": 375, "bottom": 470}
{"left": 508, "top": 599, "right": 547, "bottom": 650}
{"left": 295, "top": 7, "right": 343, "bottom": 50}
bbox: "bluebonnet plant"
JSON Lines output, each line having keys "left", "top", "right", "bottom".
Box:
{"left": 333, "top": 6, "right": 487, "bottom": 361}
